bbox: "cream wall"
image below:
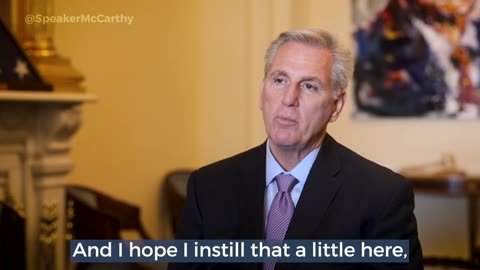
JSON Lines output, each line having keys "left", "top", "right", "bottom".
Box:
{"left": 54, "top": 0, "right": 478, "bottom": 257}
{"left": 54, "top": 0, "right": 203, "bottom": 239}
{"left": 55, "top": 0, "right": 257, "bottom": 239}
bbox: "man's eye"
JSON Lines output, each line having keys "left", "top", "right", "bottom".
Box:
{"left": 302, "top": 83, "right": 318, "bottom": 91}
{"left": 274, "top": 78, "right": 285, "bottom": 84}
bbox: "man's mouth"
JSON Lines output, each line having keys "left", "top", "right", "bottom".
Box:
{"left": 275, "top": 116, "right": 297, "bottom": 126}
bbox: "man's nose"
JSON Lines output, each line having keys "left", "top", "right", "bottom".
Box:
{"left": 281, "top": 84, "right": 299, "bottom": 107}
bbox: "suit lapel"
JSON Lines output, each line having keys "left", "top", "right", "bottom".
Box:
{"left": 236, "top": 143, "right": 267, "bottom": 240}
{"left": 278, "top": 135, "right": 342, "bottom": 270}
{"left": 285, "top": 134, "right": 342, "bottom": 240}
{"left": 234, "top": 143, "right": 266, "bottom": 270}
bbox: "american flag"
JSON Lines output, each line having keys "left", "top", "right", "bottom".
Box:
{"left": 0, "top": 19, "right": 52, "bottom": 91}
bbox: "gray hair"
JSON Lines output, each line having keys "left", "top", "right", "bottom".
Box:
{"left": 264, "top": 28, "right": 353, "bottom": 96}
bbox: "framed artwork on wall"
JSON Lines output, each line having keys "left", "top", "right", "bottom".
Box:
{"left": 352, "top": 0, "right": 480, "bottom": 119}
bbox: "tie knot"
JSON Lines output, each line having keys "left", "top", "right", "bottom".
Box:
{"left": 275, "top": 173, "right": 297, "bottom": 192}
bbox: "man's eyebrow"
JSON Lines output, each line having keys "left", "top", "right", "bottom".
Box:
{"left": 269, "top": 70, "right": 288, "bottom": 77}
{"left": 268, "top": 71, "right": 328, "bottom": 89}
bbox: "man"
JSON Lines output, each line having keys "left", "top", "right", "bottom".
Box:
{"left": 169, "top": 28, "right": 423, "bottom": 270}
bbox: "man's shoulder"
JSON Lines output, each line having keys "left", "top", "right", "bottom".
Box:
{"left": 332, "top": 138, "right": 408, "bottom": 189}
{"left": 322, "top": 136, "right": 404, "bottom": 184}
{"left": 193, "top": 143, "right": 265, "bottom": 179}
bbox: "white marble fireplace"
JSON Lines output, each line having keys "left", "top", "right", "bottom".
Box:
{"left": 0, "top": 90, "right": 95, "bottom": 270}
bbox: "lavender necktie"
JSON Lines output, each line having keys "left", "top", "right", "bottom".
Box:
{"left": 264, "top": 173, "right": 298, "bottom": 270}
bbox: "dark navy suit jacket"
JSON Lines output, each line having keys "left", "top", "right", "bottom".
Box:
{"left": 168, "top": 134, "right": 423, "bottom": 270}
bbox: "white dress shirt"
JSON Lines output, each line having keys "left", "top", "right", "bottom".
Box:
{"left": 264, "top": 140, "right": 320, "bottom": 228}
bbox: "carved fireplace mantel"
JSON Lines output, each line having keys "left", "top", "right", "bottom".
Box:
{"left": 0, "top": 90, "right": 96, "bottom": 270}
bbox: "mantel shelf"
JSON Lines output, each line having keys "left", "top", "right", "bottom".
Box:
{"left": 0, "top": 90, "right": 97, "bottom": 104}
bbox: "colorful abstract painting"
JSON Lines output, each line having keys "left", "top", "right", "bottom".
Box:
{"left": 352, "top": 0, "right": 480, "bottom": 119}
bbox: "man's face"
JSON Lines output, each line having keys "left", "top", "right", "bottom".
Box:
{"left": 260, "top": 41, "right": 345, "bottom": 151}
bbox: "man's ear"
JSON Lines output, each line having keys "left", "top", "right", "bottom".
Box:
{"left": 329, "top": 91, "right": 346, "bottom": 123}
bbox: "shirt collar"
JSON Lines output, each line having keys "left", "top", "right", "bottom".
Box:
{"left": 265, "top": 140, "right": 321, "bottom": 186}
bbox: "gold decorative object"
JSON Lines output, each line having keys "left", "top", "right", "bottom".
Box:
{"left": 0, "top": 170, "right": 26, "bottom": 218}
{"left": 39, "top": 202, "right": 58, "bottom": 245}
{"left": 65, "top": 199, "right": 75, "bottom": 240}
{"left": 18, "top": 0, "right": 56, "bottom": 57}
{"left": 39, "top": 202, "right": 58, "bottom": 270}
{"left": 13, "top": 0, "right": 85, "bottom": 92}
{"left": 400, "top": 153, "right": 466, "bottom": 178}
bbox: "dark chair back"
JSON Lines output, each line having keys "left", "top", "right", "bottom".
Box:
{"left": 164, "top": 170, "right": 191, "bottom": 235}
{"left": 67, "top": 185, "right": 158, "bottom": 270}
